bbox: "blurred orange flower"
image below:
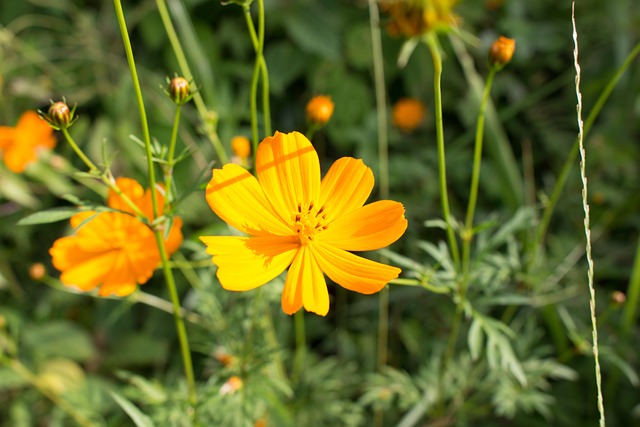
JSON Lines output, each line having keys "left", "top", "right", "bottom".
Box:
{"left": 50, "top": 178, "right": 183, "bottom": 296}
{"left": 0, "top": 110, "right": 56, "bottom": 173}
{"left": 392, "top": 98, "right": 425, "bottom": 132}
{"left": 200, "top": 131, "right": 407, "bottom": 316}
{"left": 306, "top": 95, "right": 334, "bottom": 125}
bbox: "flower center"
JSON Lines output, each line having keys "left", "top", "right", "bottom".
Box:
{"left": 293, "top": 202, "right": 328, "bottom": 245}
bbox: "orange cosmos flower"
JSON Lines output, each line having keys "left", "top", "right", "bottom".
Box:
{"left": 49, "top": 178, "right": 183, "bottom": 296}
{"left": 306, "top": 95, "right": 334, "bottom": 125}
{"left": 200, "top": 131, "right": 407, "bottom": 316}
{"left": 0, "top": 110, "right": 56, "bottom": 173}
{"left": 392, "top": 98, "right": 425, "bottom": 132}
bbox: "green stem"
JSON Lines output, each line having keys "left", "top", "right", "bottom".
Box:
{"left": 244, "top": 0, "right": 267, "bottom": 161}
{"left": 113, "top": 0, "right": 196, "bottom": 407}
{"left": 462, "top": 68, "right": 496, "bottom": 275}
{"left": 292, "top": 310, "right": 306, "bottom": 383}
{"left": 621, "top": 236, "right": 640, "bottom": 338}
{"left": 242, "top": 2, "right": 271, "bottom": 138}
{"left": 2, "top": 356, "right": 99, "bottom": 427}
{"left": 425, "top": 34, "right": 460, "bottom": 269}
{"left": 369, "top": 2, "right": 389, "bottom": 423}
{"left": 60, "top": 128, "right": 146, "bottom": 219}
{"left": 155, "top": 0, "right": 228, "bottom": 164}
{"left": 164, "top": 105, "right": 182, "bottom": 212}
{"left": 527, "top": 40, "right": 640, "bottom": 271}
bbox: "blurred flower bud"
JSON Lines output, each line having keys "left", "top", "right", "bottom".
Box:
{"left": 29, "top": 263, "right": 46, "bottom": 281}
{"left": 611, "top": 291, "right": 626, "bottom": 306}
{"left": 231, "top": 136, "right": 251, "bottom": 161}
{"left": 168, "top": 77, "right": 192, "bottom": 105}
{"left": 43, "top": 101, "right": 77, "bottom": 130}
{"left": 489, "top": 36, "right": 516, "bottom": 69}
{"left": 219, "top": 375, "right": 243, "bottom": 395}
{"left": 254, "top": 419, "right": 267, "bottom": 427}
{"left": 392, "top": 97, "right": 425, "bottom": 133}
{"left": 306, "top": 95, "right": 334, "bottom": 126}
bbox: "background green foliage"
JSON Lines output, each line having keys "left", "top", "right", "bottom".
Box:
{"left": 1, "top": 0, "right": 639, "bottom": 426}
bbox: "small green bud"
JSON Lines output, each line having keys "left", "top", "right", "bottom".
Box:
{"left": 168, "top": 77, "right": 192, "bottom": 105}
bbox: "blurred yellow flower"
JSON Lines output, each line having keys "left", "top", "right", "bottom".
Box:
{"left": 50, "top": 178, "right": 183, "bottom": 296}
{"left": 392, "top": 98, "right": 425, "bottom": 132}
{"left": 306, "top": 95, "right": 334, "bottom": 125}
{"left": 200, "top": 131, "right": 407, "bottom": 316}
{"left": 0, "top": 110, "right": 57, "bottom": 173}
{"left": 381, "top": 0, "right": 459, "bottom": 37}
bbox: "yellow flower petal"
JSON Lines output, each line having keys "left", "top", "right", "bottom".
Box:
{"left": 312, "top": 242, "right": 401, "bottom": 294}
{"left": 205, "top": 164, "right": 292, "bottom": 236}
{"left": 256, "top": 131, "right": 320, "bottom": 217}
{"left": 200, "top": 235, "right": 299, "bottom": 291}
{"left": 318, "top": 157, "right": 374, "bottom": 221}
{"left": 281, "top": 247, "right": 329, "bottom": 316}
{"left": 320, "top": 200, "right": 408, "bottom": 251}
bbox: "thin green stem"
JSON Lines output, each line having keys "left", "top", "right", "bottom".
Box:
{"left": 425, "top": 34, "right": 460, "bottom": 269}
{"left": 621, "top": 236, "right": 640, "bottom": 338}
{"left": 462, "top": 68, "right": 496, "bottom": 275}
{"left": 242, "top": 2, "right": 271, "bottom": 138}
{"left": 369, "top": 2, "right": 389, "bottom": 424}
{"left": 164, "top": 105, "right": 182, "bottom": 212}
{"left": 155, "top": 0, "right": 228, "bottom": 164}
{"left": 60, "top": 128, "right": 146, "bottom": 219}
{"left": 2, "top": 356, "right": 99, "bottom": 427}
{"left": 292, "top": 310, "right": 306, "bottom": 383}
{"left": 113, "top": 0, "right": 196, "bottom": 407}
{"left": 244, "top": 0, "right": 267, "bottom": 160}
{"left": 527, "top": 40, "right": 640, "bottom": 271}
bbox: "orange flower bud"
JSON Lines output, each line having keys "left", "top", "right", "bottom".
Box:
{"left": 44, "top": 101, "right": 78, "bottom": 130}
{"left": 489, "top": 36, "right": 515, "bottom": 68}
{"left": 168, "top": 77, "right": 192, "bottom": 105}
{"left": 231, "top": 136, "right": 251, "bottom": 160}
{"left": 392, "top": 98, "right": 425, "bottom": 133}
{"left": 29, "top": 263, "right": 46, "bottom": 281}
{"left": 306, "top": 95, "right": 334, "bottom": 125}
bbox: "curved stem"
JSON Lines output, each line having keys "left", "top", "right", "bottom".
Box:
{"left": 425, "top": 34, "right": 460, "bottom": 269}
{"left": 113, "top": 0, "right": 196, "bottom": 407}
{"left": 244, "top": 0, "right": 268, "bottom": 161}
{"left": 155, "top": 0, "right": 228, "bottom": 164}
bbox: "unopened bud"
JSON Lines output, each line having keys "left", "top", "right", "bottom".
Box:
{"left": 306, "top": 95, "right": 334, "bottom": 126}
{"left": 611, "top": 291, "right": 626, "bottom": 305}
{"left": 231, "top": 136, "right": 251, "bottom": 160}
{"left": 489, "top": 36, "right": 515, "bottom": 69}
{"left": 168, "top": 77, "right": 192, "bottom": 105}
{"left": 29, "top": 263, "right": 46, "bottom": 281}
{"left": 45, "top": 101, "right": 76, "bottom": 130}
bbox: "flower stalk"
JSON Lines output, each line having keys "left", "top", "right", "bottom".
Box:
{"left": 155, "top": 0, "right": 228, "bottom": 164}
{"left": 425, "top": 33, "right": 460, "bottom": 269}
{"left": 113, "top": 0, "right": 196, "bottom": 407}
